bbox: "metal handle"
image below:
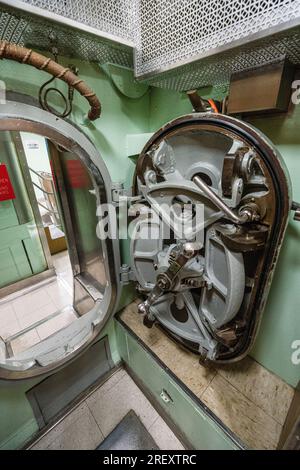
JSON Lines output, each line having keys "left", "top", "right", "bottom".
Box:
{"left": 193, "top": 175, "right": 259, "bottom": 224}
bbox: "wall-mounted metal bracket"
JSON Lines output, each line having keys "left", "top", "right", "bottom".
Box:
{"left": 119, "top": 264, "right": 135, "bottom": 284}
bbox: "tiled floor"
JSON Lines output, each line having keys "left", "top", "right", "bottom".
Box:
{"left": 0, "top": 251, "right": 76, "bottom": 356}
{"left": 31, "top": 368, "right": 184, "bottom": 450}
{"left": 119, "top": 300, "right": 295, "bottom": 450}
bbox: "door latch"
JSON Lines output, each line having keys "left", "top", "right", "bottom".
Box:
{"left": 160, "top": 389, "right": 173, "bottom": 404}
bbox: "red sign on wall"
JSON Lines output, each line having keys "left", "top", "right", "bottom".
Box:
{"left": 0, "top": 164, "right": 16, "bottom": 201}
{"left": 66, "top": 160, "right": 90, "bottom": 189}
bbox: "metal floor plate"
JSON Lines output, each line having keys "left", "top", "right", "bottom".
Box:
{"left": 96, "top": 410, "right": 159, "bottom": 450}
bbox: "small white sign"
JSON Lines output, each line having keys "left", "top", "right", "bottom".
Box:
{"left": 27, "top": 142, "right": 40, "bottom": 150}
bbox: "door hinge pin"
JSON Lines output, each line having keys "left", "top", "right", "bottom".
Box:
{"left": 120, "top": 264, "right": 135, "bottom": 284}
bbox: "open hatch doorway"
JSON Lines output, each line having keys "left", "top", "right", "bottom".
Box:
{"left": 0, "top": 93, "right": 120, "bottom": 380}
{"left": 0, "top": 130, "right": 75, "bottom": 365}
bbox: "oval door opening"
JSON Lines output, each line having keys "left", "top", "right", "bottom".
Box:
{"left": 0, "top": 94, "right": 120, "bottom": 380}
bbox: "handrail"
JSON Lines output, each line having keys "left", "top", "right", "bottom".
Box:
{"left": 37, "top": 201, "right": 58, "bottom": 216}
{"left": 31, "top": 180, "right": 54, "bottom": 196}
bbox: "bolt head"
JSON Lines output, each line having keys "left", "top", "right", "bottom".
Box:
{"left": 137, "top": 303, "right": 146, "bottom": 315}
{"left": 183, "top": 243, "right": 195, "bottom": 258}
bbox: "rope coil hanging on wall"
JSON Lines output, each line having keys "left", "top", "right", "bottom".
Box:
{"left": 0, "top": 40, "right": 101, "bottom": 121}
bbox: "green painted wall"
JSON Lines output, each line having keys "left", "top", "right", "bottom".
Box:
{"left": 0, "top": 56, "right": 149, "bottom": 449}
{"left": 0, "top": 53, "right": 299, "bottom": 450}
{"left": 148, "top": 87, "right": 300, "bottom": 388}
{"left": 247, "top": 108, "right": 300, "bottom": 389}
{"left": 0, "top": 319, "right": 121, "bottom": 450}
{"left": 2, "top": 58, "right": 150, "bottom": 185}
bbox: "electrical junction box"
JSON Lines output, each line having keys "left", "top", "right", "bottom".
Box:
{"left": 227, "top": 60, "right": 295, "bottom": 115}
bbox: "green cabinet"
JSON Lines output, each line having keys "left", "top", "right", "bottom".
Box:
{"left": 115, "top": 321, "right": 240, "bottom": 450}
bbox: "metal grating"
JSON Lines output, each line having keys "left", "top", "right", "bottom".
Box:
{"left": 21, "top": 0, "right": 135, "bottom": 42}
{"left": 134, "top": 0, "right": 300, "bottom": 79}
{"left": 0, "top": 1, "right": 300, "bottom": 91}
{"left": 143, "top": 26, "right": 300, "bottom": 91}
{"left": 0, "top": 3, "right": 133, "bottom": 67}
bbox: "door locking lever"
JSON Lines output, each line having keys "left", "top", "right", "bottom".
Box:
{"left": 193, "top": 175, "right": 260, "bottom": 224}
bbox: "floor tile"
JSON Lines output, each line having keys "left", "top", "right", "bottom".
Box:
{"left": 36, "top": 308, "right": 77, "bottom": 340}
{"left": 32, "top": 402, "right": 86, "bottom": 449}
{"left": 120, "top": 301, "right": 292, "bottom": 450}
{"left": 47, "top": 410, "right": 103, "bottom": 450}
{"left": 52, "top": 251, "right": 72, "bottom": 288}
{"left": 32, "top": 402, "right": 103, "bottom": 450}
{"left": 46, "top": 281, "right": 73, "bottom": 310}
{"left": 152, "top": 334, "right": 216, "bottom": 398}
{"left": 98, "top": 368, "right": 127, "bottom": 396}
{"left": 31, "top": 369, "right": 185, "bottom": 451}
{"left": 216, "top": 356, "right": 294, "bottom": 425}
{"left": 0, "top": 304, "right": 20, "bottom": 340}
{"left": 17, "top": 302, "right": 58, "bottom": 330}
{"left": 86, "top": 372, "right": 159, "bottom": 437}
{"left": 0, "top": 319, "right": 21, "bottom": 340}
{"left": 201, "top": 374, "right": 282, "bottom": 449}
{"left": 12, "top": 288, "right": 53, "bottom": 318}
{"left": 148, "top": 416, "right": 185, "bottom": 450}
{"left": 120, "top": 301, "right": 164, "bottom": 347}
{"left": 0, "top": 303, "right": 17, "bottom": 326}
{"left": 10, "top": 329, "right": 40, "bottom": 355}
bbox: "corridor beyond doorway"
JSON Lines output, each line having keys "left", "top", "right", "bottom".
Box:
{"left": 0, "top": 250, "right": 76, "bottom": 358}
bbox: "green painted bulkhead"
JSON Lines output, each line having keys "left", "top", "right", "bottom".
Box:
{"left": 0, "top": 55, "right": 299, "bottom": 449}
{"left": 0, "top": 131, "right": 47, "bottom": 287}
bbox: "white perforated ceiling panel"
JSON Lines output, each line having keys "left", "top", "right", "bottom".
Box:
{"left": 134, "top": 0, "right": 300, "bottom": 77}
{"left": 1, "top": 1, "right": 300, "bottom": 90}
{"left": 21, "top": 0, "right": 135, "bottom": 41}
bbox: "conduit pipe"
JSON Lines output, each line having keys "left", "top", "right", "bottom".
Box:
{"left": 0, "top": 40, "right": 101, "bottom": 121}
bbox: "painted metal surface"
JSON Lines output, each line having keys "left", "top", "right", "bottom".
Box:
{"left": 0, "top": 57, "right": 148, "bottom": 449}
{"left": 0, "top": 1, "right": 134, "bottom": 65}
{"left": 116, "top": 321, "right": 241, "bottom": 450}
{"left": 0, "top": 95, "right": 121, "bottom": 379}
{"left": 134, "top": 0, "right": 300, "bottom": 81}
{"left": 132, "top": 113, "right": 292, "bottom": 363}
{"left": 0, "top": 54, "right": 298, "bottom": 453}
{"left": 148, "top": 88, "right": 300, "bottom": 387}
{"left": 2, "top": 1, "right": 300, "bottom": 93}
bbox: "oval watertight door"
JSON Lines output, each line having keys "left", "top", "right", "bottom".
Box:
{"left": 0, "top": 95, "right": 121, "bottom": 379}
{"left": 130, "top": 113, "right": 292, "bottom": 363}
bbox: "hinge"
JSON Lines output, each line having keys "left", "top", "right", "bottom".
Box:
{"left": 119, "top": 264, "right": 135, "bottom": 284}
{"left": 292, "top": 201, "right": 300, "bottom": 222}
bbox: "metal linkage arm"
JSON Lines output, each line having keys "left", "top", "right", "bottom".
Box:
{"left": 193, "top": 175, "right": 259, "bottom": 225}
